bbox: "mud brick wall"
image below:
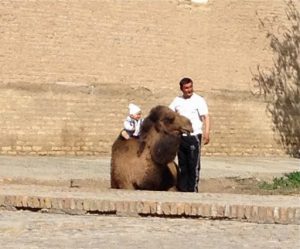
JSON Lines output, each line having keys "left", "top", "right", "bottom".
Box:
{"left": 1, "top": 0, "right": 296, "bottom": 156}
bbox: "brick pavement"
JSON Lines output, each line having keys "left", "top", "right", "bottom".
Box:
{"left": 1, "top": 210, "right": 299, "bottom": 249}
{"left": 0, "top": 156, "right": 299, "bottom": 225}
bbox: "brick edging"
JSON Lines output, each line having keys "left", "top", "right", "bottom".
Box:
{"left": 1, "top": 194, "right": 299, "bottom": 225}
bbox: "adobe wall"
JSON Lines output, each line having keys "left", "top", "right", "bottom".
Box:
{"left": 1, "top": 0, "right": 296, "bottom": 156}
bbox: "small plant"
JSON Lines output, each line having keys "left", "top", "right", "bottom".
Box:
{"left": 259, "top": 171, "right": 300, "bottom": 190}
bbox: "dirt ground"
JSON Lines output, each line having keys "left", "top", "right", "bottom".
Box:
{"left": 1, "top": 156, "right": 299, "bottom": 196}
{"left": 3, "top": 176, "right": 299, "bottom": 196}
{"left": 200, "top": 177, "right": 300, "bottom": 196}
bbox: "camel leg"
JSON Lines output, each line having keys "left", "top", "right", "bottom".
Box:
{"left": 167, "top": 186, "right": 178, "bottom": 191}
{"left": 111, "top": 179, "right": 136, "bottom": 190}
{"left": 167, "top": 162, "right": 178, "bottom": 182}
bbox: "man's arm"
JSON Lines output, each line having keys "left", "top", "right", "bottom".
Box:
{"left": 169, "top": 100, "right": 176, "bottom": 112}
{"left": 201, "top": 114, "right": 210, "bottom": 145}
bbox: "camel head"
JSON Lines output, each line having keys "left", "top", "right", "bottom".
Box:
{"left": 138, "top": 105, "right": 193, "bottom": 165}
{"left": 141, "top": 105, "right": 193, "bottom": 137}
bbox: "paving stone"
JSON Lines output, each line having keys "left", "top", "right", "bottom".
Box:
{"left": 1, "top": 210, "right": 299, "bottom": 249}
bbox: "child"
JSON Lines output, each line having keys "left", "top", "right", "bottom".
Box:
{"left": 121, "top": 103, "right": 143, "bottom": 140}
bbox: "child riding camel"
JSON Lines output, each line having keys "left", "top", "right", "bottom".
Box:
{"left": 121, "top": 103, "right": 143, "bottom": 140}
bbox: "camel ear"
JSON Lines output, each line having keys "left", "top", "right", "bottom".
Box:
{"left": 148, "top": 107, "right": 160, "bottom": 122}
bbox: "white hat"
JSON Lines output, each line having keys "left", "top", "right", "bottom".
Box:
{"left": 128, "top": 103, "right": 141, "bottom": 115}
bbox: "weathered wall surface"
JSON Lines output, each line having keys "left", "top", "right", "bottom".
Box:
{"left": 1, "top": 0, "right": 296, "bottom": 156}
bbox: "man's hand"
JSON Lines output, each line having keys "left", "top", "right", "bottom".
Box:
{"left": 201, "top": 114, "right": 210, "bottom": 145}
{"left": 203, "top": 132, "right": 210, "bottom": 145}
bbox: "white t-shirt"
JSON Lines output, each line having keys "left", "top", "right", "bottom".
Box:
{"left": 169, "top": 93, "right": 208, "bottom": 135}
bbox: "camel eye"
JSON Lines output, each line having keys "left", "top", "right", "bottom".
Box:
{"left": 163, "top": 115, "right": 175, "bottom": 124}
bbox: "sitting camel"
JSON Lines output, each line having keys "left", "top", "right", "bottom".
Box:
{"left": 110, "top": 105, "right": 192, "bottom": 191}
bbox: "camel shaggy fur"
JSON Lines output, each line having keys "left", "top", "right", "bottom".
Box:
{"left": 111, "top": 105, "right": 192, "bottom": 191}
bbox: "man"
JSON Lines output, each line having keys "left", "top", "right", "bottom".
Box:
{"left": 169, "top": 77, "right": 210, "bottom": 192}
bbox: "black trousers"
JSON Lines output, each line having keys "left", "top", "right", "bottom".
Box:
{"left": 177, "top": 134, "right": 202, "bottom": 192}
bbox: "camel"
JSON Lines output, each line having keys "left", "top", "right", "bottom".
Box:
{"left": 110, "top": 105, "right": 193, "bottom": 191}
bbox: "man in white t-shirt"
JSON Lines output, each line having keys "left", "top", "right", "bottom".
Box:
{"left": 169, "top": 77, "right": 210, "bottom": 192}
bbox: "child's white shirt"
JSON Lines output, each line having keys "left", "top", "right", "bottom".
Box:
{"left": 124, "top": 116, "right": 143, "bottom": 137}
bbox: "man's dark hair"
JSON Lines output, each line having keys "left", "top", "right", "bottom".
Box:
{"left": 179, "top": 77, "right": 193, "bottom": 89}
